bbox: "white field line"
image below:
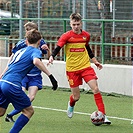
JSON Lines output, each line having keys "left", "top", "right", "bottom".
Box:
{"left": 33, "top": 106, "right": 132, "bottom": 121}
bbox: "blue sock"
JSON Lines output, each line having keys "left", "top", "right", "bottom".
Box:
{"left": 8, "top": 109, "right": 21, "bottom": 116}
{"left": 9, "top": 114, "right": 29, "bottom": 133}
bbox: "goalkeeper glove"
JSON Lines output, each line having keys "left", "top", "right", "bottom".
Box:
{"left": 49, "top": 74, "right": 58, "bottom": 90}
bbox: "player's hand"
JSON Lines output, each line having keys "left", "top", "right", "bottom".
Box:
{"left": 95, "top": 62, "right": 103, "bottom": 70}
{"left": 41, "top": 44, "right": 49, "bottom": 50}
{"left": 49, "top": 74, "right": 58, "bottom": 91}
{"left": 47, "top": 56, "right": 54, "bottom": 66}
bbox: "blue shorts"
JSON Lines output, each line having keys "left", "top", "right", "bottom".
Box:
{"left": 0, "top": 81, "right": 31, "bottom": 110}
{"left": 22, "top": 75, "right": 42, "bottom": 90}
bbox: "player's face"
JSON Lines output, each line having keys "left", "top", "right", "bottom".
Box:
{"left": 70, "top": 20, "right": 82, "bottom": 34}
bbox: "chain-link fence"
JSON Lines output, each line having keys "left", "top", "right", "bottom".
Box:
{"left": 0, "top": 0, "right": 132, "bottom": 65}
{"left": 0, "top": 18, "right": 132, "bottom": 65}
{"left": 0, "top": 0, "right": 133, "bottom": 35}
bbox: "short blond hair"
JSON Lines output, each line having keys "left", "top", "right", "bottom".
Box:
{"left": 24, "top": 22, "right": 38, "bottom": 31}
{"left": 69, "top": 13, "right": 82, "bottom": 21}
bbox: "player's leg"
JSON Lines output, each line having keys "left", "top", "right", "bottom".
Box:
{"left": 8, "top": 86, "right": 34, "bottom": 133}
{"left": 67, "top": 87, "right": 80, "bottom": 118}
{"left": 5, "top": 86, "right": 26, "bottom": 122}
{"left": 0, "top": 107, "right": 6, "bottom": 116}
{"left": 5, "top": 111, "right": 18, "bottom": 122}
{"left": 5, "top": 86, "right": 37, "bottom": 122}
{"left": 83, "top": 67, "right": 111, "bottom": 125}
{"left": 87, "top": 79, "right": 111, "bottom": 125}
{"left": 66, "top": 71, "right": 82, "bottom": 118}
{"left": 27, "top": 75, "right": 42, "bottom": 102}
{"left": 27, "top": 86, "right": 38, "bottom": 102}
{"left": 5, "top": 86, "right": 28, "bottom": 122}
{"left": 7, "top": 85, "right": 38, "bottom": 120}
{"left": 0, "top": 82, "right": 11, "bottom": 117}
{"left": 9, "top": 105, "right": 34, "bottom": 133}
{"left": 87, "top": 79, "right": 105, "bottom": 113}
{"left": 0, "top": 87, "right": 7, "bottom": 116}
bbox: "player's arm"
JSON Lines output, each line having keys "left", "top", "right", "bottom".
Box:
{"left": 41, "top": 44, "right": 49, "bottom": 50}
{"left": 48, "top": 45, "right": 61, "bottom": 64}
{"left": 85, "top": 45, "right": 102, "bottom": 70}
{"left": 91, "top": 57, "right": 103, "bottom": 70}
{"left": 33, "top": 58, "right": 58, "bottom": 90}
{"left": 85, "top": 45, "right": 94, "bottom": 59}
{"left": 40, "top": 39, "right": 48, "bottom": 50}
{"left": 0, "top": 53, "right": 14, "bottom": 79}
{"left": 41, "top": 44, "right": 51, "bottom": 58}
{"left": 39, "top": 39, "right": 51, "bottom": 59}
{"left": 48, "top": 33, "right": 67, "bottom": 64}
{"left": 46, "top": 47, "right": 51, "bottom": 58}
{"left": 34, "top": 58, "right": 51, "bottom": 75}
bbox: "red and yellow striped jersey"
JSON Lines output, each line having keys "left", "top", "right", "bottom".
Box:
{"left": 58, "top": 30, "right": 91, "bottom": 72}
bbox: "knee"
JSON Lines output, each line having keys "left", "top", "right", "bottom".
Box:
{"left": 27, "top": 94, "right": 35, "bottom": 102}
{"left": 22, "top": 106, "right": 34, "bottom": 118}
{"left": 32, "top": 108, "right": 34, "bottom": 115}
{"left": 29, "top": 107, "right": 34, "bottom": 116}
{"left": 92, "top": 86, "right": 100, "bottom": 94}
{"left": 0, "top": 113, "right": 4, "bottom": 117}
{"left": 73, "top": 95, "right": 80, "bottom": 101}
{"left": 29, "top": 96, "right": 35, "bottom": 102}
{"left": 0, "top": 109, "right": 6, "bottom": 117}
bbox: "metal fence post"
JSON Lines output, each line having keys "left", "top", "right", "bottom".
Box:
{"left": 82, "top": 0, "right": 87, "bottom": 30}
{"left": 5, "top": 37, "right": 8, "bottom": 57}
{"left": 19, "top": 0, "right": 23, "bottom": 39}
{"left": 63, "top": 20, "right": 66, "bottom": 61}
{"left": 38, "top": 0, "right": 41, "bottom": 31}
{"left": 101, "top": 20, "right": 105, "bottom": 64}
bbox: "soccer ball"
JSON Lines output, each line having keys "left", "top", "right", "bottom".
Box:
{"left": 90, "top": 111, "right": 105, "bottom": 126}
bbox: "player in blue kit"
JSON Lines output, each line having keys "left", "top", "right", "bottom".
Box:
{"left": 0, "top": 22, "right": 55, "bottom": 122}
{"left": 0, "top": 29, "right": 57, "bottom": 133}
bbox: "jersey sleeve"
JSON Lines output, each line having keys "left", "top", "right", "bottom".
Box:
{"left": 84, "top": 32, "right": 90, "bottom": 46}
{"left": 39, "top": 39, "right": 47, "bottom": 54}
{"left": 12, "top": 39, "right": 27, "bottom": 54}
{"left": 31, "top": 49, "right": 42, "bottom": 60}
{"left": 57, "top": 32, "right": 69, "bottom": 47}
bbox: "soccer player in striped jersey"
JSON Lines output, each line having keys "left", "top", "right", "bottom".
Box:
{"left": 0, "top": 29, "right": 57, "bottom": 133}
{"left": 48, "top": 13, "right": 111, "bottom": 125}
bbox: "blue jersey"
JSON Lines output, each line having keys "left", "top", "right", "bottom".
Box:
{"left": 12, "top": 39, "right": 47, "bottom": 55}
{"left": 2, "top": 46, "right": 42, "bottom": 87}
{"left": 12, "top": 39, "right": 47, "bottom": 75}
